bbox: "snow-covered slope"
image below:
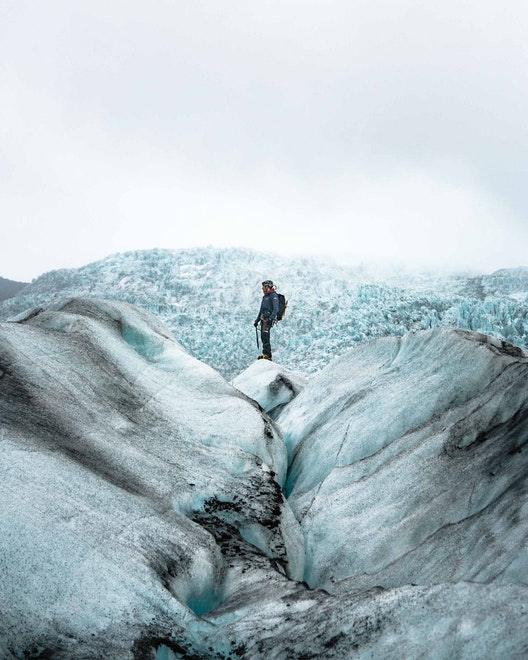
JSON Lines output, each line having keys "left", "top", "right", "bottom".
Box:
{"left": 2, "top": 299, "right": 528, "bottom": 658}
{"left": 1, "top": 248, "right": 527, "bottom": 379}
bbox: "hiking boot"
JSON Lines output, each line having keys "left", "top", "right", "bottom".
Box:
{"left": 257, "top": 354, "right": 272, "bottom": 361}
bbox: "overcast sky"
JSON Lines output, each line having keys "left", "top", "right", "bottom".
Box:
{"left": 1, "top": 1, "right": 527, "bottom": 281}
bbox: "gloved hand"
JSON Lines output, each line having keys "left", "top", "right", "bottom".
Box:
{"left": 253, "top": 320, "right": 259, "bottom": 327}
{"left": 271, "top": 319, "right": 277, "bottom": 326}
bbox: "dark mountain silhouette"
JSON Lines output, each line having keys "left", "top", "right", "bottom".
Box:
{"left": 0, "top": 277, "right": 28, "bottom": 302}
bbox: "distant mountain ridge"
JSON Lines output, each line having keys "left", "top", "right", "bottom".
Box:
{"left": 0, "top": 277, "right": 28, "bottom": 302}
{"left": 1, "top": 248, "right": 527, "bottom": 379}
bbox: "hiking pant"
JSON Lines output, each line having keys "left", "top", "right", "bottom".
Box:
{"left": 260, "top": 320, "right": 272, "bottom": 357}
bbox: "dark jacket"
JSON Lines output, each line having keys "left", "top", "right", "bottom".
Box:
{"left": 256, "top": 290, "right": 279, "bottom": 324}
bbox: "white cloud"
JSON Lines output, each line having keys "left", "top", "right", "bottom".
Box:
{"left": 1, "top": 0, "right": 527, "bottom": 280}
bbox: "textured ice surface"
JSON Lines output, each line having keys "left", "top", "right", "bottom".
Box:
{"left": 278, "top": 328, "right": 528, "bottom": 590}
{"left": 162, "top": 526, "right": 528, "bottom": 659}
{"left": 2, "top": 299, "right": 528, "bottom": 658}
{"left": 0, "top": 298, "right": 303, "bottom": 658}
{"left": 232, "top": 359, "right": 308, "bottom": 418}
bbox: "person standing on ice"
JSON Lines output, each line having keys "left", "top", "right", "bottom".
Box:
{"left": 254, "top": 280, "right": 279, "bottom": 361}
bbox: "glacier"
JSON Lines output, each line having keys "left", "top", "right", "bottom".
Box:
{"left": 231, "top": 360, "right": 308, "bottom": 418}
{"left": 1, "top": 296, "right": 528, "bottom": 658}
{"left": 278, "top": 328, "right": 528, "bottom": 591}
{"left": 1, "top": 247, "right": 528, "bottom": 380}
{"left": 0, "top": 298, "right": 303, "bottom": 658}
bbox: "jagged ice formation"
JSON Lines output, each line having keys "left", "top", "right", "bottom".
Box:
{"left": 1, "top": 248, "right": 528, "bottom": 380}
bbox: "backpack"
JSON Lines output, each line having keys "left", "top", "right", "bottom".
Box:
{"left": 276, "top": 293, "right": 288, "bottom": 321}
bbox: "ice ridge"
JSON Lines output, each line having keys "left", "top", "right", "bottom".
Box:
{"left": 1, "top": 297, "right": 528, "bottom": 658}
